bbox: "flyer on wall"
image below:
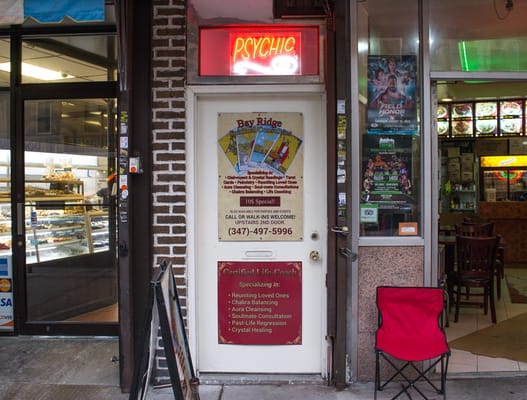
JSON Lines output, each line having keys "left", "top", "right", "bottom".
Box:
{"left": 217, "top": 261, "right": 302, "bottom": 345}
{"left": 0, "top": 256, "right": 13, "bottom": 332}
{"left": 361, "top": 135, "right": 415, "bottom": 228}
{"left": 367, "top": 55, "right": 418, "bottom": 135}
{"left": 217, "top": 112, "right": 304, "bottom": 241}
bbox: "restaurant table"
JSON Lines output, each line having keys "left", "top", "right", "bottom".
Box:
{"left": 438, "top": 234, "right": 456, "bottom": 279}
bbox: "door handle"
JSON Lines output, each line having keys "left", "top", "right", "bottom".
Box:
{"left": 17, "top": 203, "right": 24, "bottom": 236}
{"left": 339, "top": 247, "right": 358, "bottom": 261}
{"left": 331, "top": 225, "right": 349, "bottom": 236}
{"left": 309, "top": 250, "right": 320, "bottom": 262}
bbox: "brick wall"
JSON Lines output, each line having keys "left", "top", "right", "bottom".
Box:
{"left": 151, "top": 0, "right": 187, "bottom": 385}
{"left": 152, "top": 0, "right": 187, "bottom": 292}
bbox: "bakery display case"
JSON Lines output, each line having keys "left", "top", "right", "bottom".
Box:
{"left": 86, "top": 211, "right": 110, "bottom": 253}
{"left": 0, "top": 179, "right": 111, "bottom": 264}
{"left": 26, "top": 207, "right": 89, "bottom": 264}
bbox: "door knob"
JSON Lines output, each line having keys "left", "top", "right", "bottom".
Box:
{"left": 310, "top": 250, "right": 320, "bottom": 261}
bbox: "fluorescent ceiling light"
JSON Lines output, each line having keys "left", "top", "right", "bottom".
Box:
{"left": 0, "top": 62, "right": 75, "bottom": 81}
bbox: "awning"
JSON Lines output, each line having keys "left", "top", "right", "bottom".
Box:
{"left": 25, "top": 0, "right": 105, "bottom": 22}
{"left": 0, "top": 0, "right": 105, "bottom": 25}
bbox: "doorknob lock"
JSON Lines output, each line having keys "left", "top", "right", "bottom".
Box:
{"left": 310, "top": 250, "right": 320, "bottom": 261}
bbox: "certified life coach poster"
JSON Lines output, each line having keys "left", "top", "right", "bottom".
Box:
{"left": 218, "top": 112, "right": 303, "bottom": 241}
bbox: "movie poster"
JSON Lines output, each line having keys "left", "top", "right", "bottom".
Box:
{"left": 367, "top": 55, "right": 418, "bottom": 135}
{"left": 362, "top": 135, "right": 415, "bottom": 213}
{"left": 218, "top": 112, "right": 304, "bottom": 241}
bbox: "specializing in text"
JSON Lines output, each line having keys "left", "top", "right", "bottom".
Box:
{"left": 218, "top": 261, "right": 302, "bottom": 345}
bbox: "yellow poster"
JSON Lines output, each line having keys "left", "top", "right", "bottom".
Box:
{"left": 218, "top": 112, "right": 303, "bottom": 241}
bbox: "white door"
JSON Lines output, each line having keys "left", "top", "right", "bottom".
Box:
{"left": 192, "top": 86, "right": 327, "bottom": 374}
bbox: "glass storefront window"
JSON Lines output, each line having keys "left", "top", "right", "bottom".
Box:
{"left": 358, "top": 0, "right": 421, "bottom": 237}
{"left": 21, "top": 35, "right": 117, "bottom": 83}
{"left": 430, "top": 1, "right": 527, "bottom": 72}
{"left": 24, "top": 98, "right": 115, "bottom": 155}
{"left": 0, "top": 38, "right": 9, "bottom": 86}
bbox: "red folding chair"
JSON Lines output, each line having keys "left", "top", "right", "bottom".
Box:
{"left": 375, "top": 286, "right": 450, "bottom": 400}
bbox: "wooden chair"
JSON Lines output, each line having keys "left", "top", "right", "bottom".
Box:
{"left": 462, "top": 219, "right": 505, "bottom": 278}
{"left": 449, "top": 235, "right": 500, "bottom": 323}
{"left": 456, "top": 221, "right": 494, "bottom": 237}
{"left": 457, "top": 221, "right": 504, "bottom": 299}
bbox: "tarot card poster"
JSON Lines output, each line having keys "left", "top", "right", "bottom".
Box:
{"left": 218, "top": 112, "right": 303, "bottom": 241}
{"left": 367, "top": 55, "right": 418, "bottom": 135}
{"left": 362, "top": 135, "right": 414, "bottom": 216}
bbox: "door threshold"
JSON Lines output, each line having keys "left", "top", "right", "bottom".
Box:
{"left": 447, "top": 370, "right": 527, "bottom": 380}
{"left": 197, "top": 373, "right": 327, "bottom": 386}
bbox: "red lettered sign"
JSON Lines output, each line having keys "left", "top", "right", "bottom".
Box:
{"left": 230, "top": 32, "right": 301, "bottom": 75}
{"left": 200, "top": 25, "right": 319, "bottom": 76}
{"left": 218, "top": 261, "right": 302, "bottom": 345}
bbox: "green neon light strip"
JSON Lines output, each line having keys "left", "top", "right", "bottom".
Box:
{"left": 458, "top": 41, "right": 470, "bottom": 71}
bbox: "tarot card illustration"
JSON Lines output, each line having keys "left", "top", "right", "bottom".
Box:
{"left": 218, "top": 130, "right": 241, "bottom": 175}
{"left": 264, "top": 131, "right": 303, "bottom": 176}
{"left": 248, "top": 127, "right": 281, "bottom": 168}
{"left": 236, "top": 129, "right": 256, "bottom": 173}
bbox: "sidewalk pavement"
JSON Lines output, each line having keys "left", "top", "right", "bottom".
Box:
{"left": 2, "top": 336, "right": 527, "bottom": 400}
{"left": 148, "top": 376, "right": 527, "bottom": 400}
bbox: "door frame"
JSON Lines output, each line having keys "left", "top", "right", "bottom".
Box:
{"left": 429, "top": 72, "right": 527, "bottom": 291}
{"left": 186, "top": 84, "right": 328, "bottom": 374}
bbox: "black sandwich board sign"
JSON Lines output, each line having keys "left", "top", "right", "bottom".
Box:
{"left": 129, "top": 261, "right": 199, "bottom": 400}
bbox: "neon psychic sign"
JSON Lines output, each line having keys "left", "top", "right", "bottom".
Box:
{"left": 230, "top": 33, "right": 301, "bottom": 75}
{"left": 199, "top": 26, "right": 319, "bottom": 77}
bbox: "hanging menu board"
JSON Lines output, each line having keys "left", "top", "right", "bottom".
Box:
{"left": 475, "top": 101, "right": 498, "bottom": 137}
{"left": 500, "top": 100, "right": 523, "bottom": 136}
{"left": 451, "top": 103, "right": 474, "bottom": 137}
{"left": 438, "top": 99, "right": 526, "bottom": 138}
{"left": 437, "top": 104, "right": 450, "bottom": 137}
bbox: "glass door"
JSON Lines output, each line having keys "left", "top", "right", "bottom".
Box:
{"left": 20, "top": 98, "right": 118, "bottom": 333}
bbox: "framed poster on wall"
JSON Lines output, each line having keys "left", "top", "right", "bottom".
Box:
{"left": 217, "top": 112, "right": 304, "bottom": 241}
{"left": 361, "top": 135, "right": 417, "bottom": 235}
{"left": 367, "top": 55, "right": 418, "bottom": 135}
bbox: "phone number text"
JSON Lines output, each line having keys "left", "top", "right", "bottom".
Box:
{"left": 227, "top": 227, "right": 294, "bottom": 237}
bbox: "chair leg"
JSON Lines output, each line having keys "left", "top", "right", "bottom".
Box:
{"left": 497, "top": 247, "right": 505, "bottom": 278}
{"left": 454, "top": 285, "right": 461, "bottom": 323}
{"left": 374, "top": 352, "right": 380, "bottom": 400}
{"left": 496, "top": 272, "right": 501, "bottom": 300}
{"left": 489, "top": 284, "right": 497, "bottom": 323}
{"left": 483, "top": 287, "right": 489, "bottom": 315}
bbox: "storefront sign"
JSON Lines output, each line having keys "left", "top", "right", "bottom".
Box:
{"left": 367, "top": 55, "right": 418, "bottom": 135}
{"left": 218, "top": 112, "right": 303, "bottom": 241}
{"left": 218, "top": 261, "right": 302, "bottom": 345}
{"left": 230, "top": 32, "right": 300, "bottom": 75}
{"left": 480, "top": 155, "right": 527, "bottom": 168}
{"left": 0, "top": 257, "right": 13, "bottom": 332}
{"left": 200, "top": 25, "right": 319, "bottom": 76}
